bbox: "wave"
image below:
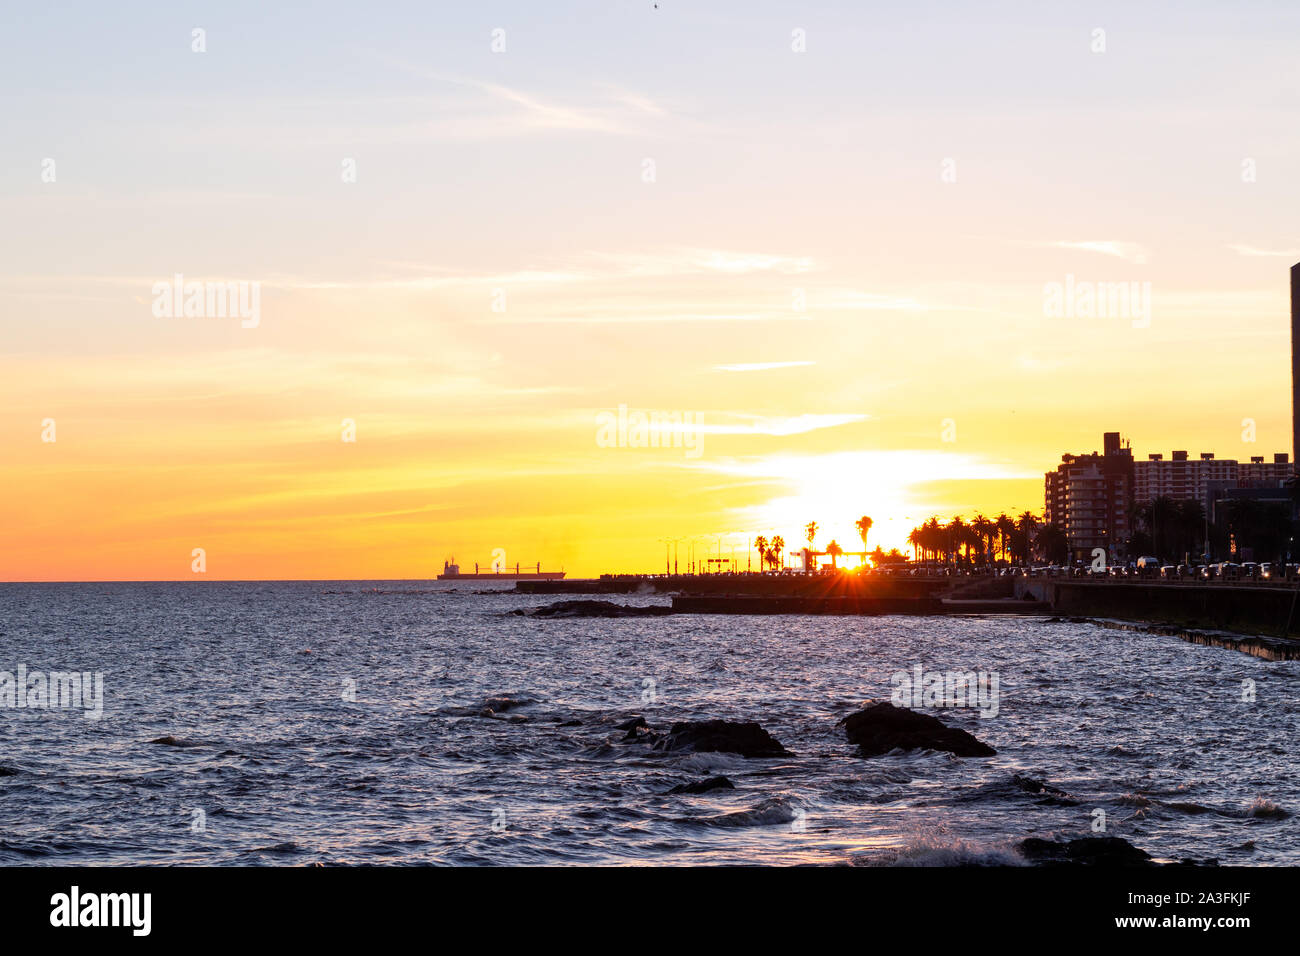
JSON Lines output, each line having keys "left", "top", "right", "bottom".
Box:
{"left": 1245, "top": 797, "right": 1288, "bottom": 819}
{"left": 671, "top": 752, "right": 756, "bottom": 774}
{"left": 690, "top": 796, "right": 800, "bottom": 829}
{"left": 864, "top": 834, "right": 1028, "bottom": 867}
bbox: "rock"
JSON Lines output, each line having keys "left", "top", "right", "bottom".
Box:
{"left": 653, "top": 720, "right": 790, "bottom": 758}
{"left": 528, "top": 600, "right": 674, "bottom": 618}
{"left": 668, "top": 775, "right": 736, "bottom": 795}
{"left": 482, "top": 696, "right": 528, "bottom": 712}
{"left": 1013, "top": 774, "right": 1067, "bottom": 796}
{"left": 615, "top": 716, "right": 656, "bottom": 741}
{"left": 1013, "top": 774, "right": 1078, "bottom": 806}
{"left": 148, "top": 735, "right": 200, "bottom": 748}
{"left": 1017, "top": 836, "right": 1152, "bottom": 866}
{"left": 841, "top": 702, "right": 996, "bottom": 758}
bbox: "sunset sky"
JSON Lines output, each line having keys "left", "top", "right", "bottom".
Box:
{"left": 3, "top": 1, "right": 1300, "bottom": 580}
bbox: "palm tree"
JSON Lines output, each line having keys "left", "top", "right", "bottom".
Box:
{"left": 804, "top": 522, "right": 818, "bottom": 547}
{"left": 826, "top": 540, "right": 844, "bottom": 570}
{"left": 1036, "top": 523, "right": 1068, "bottom": 565}
{"left": 971, "top": 515, "right": 994, "bottom": 567}
{"left": 907, "top": 527, "right": 921, "bottom": 562}
{"left": 771, "top": 535, "right": 785, "bottom": 570}
{"left": 754, "top": 535, "right": 768, "bottom": 572}
{"left": 855, "top": 516, "right": 873, "bottom": 554}
{"left": 947, "top": 517, "right": 968, "bottom": 566}
{"left": 923, "top": 516, "right": 943, "bottom": 563}
{"left": 995, "top": 513, "right": 1014, "bottom": 565}
{"left": 1015, "top": 511, "right": 1038, "bottom": 566}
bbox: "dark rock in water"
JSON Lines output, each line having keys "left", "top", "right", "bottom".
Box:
{"left": 654, "top": 720, "right": 790, "bottom": 758}
{"left": 528, "top": 600, "right": 674, "bottom": 619}
{"left": 668, "top": 775, "right": 736, "bottom": 795}
{"left": 482, "top": 696, "right": 529, "bottom": 713}
{"left": 149, "top": 735, "right": 200, "bottom": 748}
{"left": 1018, "top": 836, "right": 1152, "bottom": 866}
{"left": 616, "top": 716, "right": 657, "bottom": 741}
{"left": 1013, "top": 774, "right": 1068, "bottom": 796}
{"left": 1013, "top": 774, "right": 1078, "bottom": 806}
{"left": 1165, "top": 801, "right": 1214, "bottom": 815}
{"left": 841, "top": 702, "right": 996, "bottom": 758}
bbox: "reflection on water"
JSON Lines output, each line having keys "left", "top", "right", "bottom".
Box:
{"left": 0, "top": 581, "right": 1295, "bottom": 865}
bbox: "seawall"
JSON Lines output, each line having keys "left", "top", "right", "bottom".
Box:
{"left": 1015, "top": 579, "right": 1300, "bottom": 639}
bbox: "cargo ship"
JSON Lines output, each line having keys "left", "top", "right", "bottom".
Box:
{"left": 437, "top": 559, "right": 565, "bottom": 581}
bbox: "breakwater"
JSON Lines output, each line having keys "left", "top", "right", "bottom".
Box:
{"left": 517, "top": 573, "right": 957, "bottom": 598}
{"left": 670, "top": 594, "right": 1049, "bottom": 615}
{"left": 1090, "top": 618, "right": 1300, "bottom": 661}
{"left": 1016, "top": 579, "right": 1300, "bottom": 639}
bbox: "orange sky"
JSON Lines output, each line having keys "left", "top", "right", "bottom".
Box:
{"left": 2, "top": 4, "right": 1298, "bottom": 580}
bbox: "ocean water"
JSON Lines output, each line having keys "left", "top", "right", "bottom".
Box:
{"left": 0, "top": 581, "right": 1296, "bottom": 866}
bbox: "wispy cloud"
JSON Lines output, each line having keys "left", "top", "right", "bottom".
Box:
{"left": 714, "top": 361, "right": 816, "bottom": 372}
{"left": 1043, "top": 240, "right": 1149, "bottom": 264}
{"left": 588, "top": 248, "right": 815, "bottom": 277}
{"left": 1228, "top": 243, "right": 1300, "bottom": 258}
{"left": 692, "top": 413, "right": 868, "bottom": 437}
{"left": 378, "top": 53, "right": 670, "bottom": 138}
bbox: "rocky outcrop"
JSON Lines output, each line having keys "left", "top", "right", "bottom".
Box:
{"left": 653, "top": 720, "right": 791, "bottom": 758}
{"left": 841, "top": 702, "right": 996, "bottom": 758}
{"left": 520, "top": 600, "right": 675, "bottom": 618}
{"left": 668, "top": 775, "right": 736, "bottom": 795}
{"left": 1017, "top": 836, "right": 1152, "bottom": 866}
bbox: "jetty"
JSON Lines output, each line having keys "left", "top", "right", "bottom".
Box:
{"left": 514, "top": 571, "right": 1300, "bottom": 658}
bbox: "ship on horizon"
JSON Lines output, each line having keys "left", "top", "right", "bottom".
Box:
{"left": 437, "top": 558, "right": 565, "bottom": 581}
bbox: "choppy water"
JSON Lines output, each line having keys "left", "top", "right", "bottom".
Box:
{"left": 0, "top": 581, "right": 1296, "bottom": 865}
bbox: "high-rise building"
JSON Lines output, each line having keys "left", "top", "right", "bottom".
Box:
{"left": 1044, "top": 432, "right": 1134, "bottom": 562}
{"left": 1291, "top": 261, "right": 1300, "bottom": 472}
{"left": 1133, "top": 451, "right": 1290, "bottom": 513}
{"left": 1238, "top": 453, "right": 1292, "bottom": 485}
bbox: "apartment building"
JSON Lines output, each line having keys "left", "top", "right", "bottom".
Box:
{"left": 1044, "top": 432, "right": 1134, "bottom": 563}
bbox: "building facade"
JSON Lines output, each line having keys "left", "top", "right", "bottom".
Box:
{"left": 1134, "top": 451, "right": 1290, "bottom": 513}
{"left": 1044, "top": 432, "right": 1134, "bottom": 563}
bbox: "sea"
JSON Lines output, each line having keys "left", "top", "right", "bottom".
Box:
{"left": 0, "top": 581, "right": 1295, "bottom": 866}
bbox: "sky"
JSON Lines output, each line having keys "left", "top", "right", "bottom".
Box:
{"left": 2, "top": 1, "right": 1300, "bottom": 580}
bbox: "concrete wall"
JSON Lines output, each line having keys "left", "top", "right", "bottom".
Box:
{"left": 1013, "top": 579, "right": 1057, "bottom": 603}
{"left": 1050, "top": 582, "right": 1300, "bottom": 637}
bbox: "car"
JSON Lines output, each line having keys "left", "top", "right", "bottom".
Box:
{"left": 1160, "top": 565, "right": 1177, "bottom": 579}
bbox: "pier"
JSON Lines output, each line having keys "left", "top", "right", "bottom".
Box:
{"left": 515, "top": 571, "right": 1300, "bottom": 657}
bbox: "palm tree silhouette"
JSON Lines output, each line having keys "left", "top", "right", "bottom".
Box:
{"left": 855, "top": 516, "right": 873, "bottom": 554}
{"left": 826, "top": 540, "right": 844, "bottom": 570}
